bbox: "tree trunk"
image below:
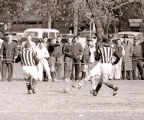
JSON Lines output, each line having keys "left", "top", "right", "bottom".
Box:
{"left": 94, "top": 17, "right": 104, "bottom": 41}
{"left": 73, "top": 1, "right": 79, "bottom": 35}
{"left": 48, "top": 12, "right": 52, "bottom": 29}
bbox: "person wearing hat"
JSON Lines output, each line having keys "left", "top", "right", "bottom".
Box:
{"left": 132, "top": 39, "right": 144, "bottom": 80}
{"left": 0, "top": 34, "right": 18, "bottom": 81}
{"left": 121, "top": 35, "right": 133, "bottom": 80}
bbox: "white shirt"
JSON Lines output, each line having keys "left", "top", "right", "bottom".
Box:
{"left": 36, "top": 47, "right": 49, "bottom": 60}
{"left": 89, "top": 46, "right": 96, "bottom": 63}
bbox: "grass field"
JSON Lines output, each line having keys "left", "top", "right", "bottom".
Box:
{"left": 0, "top": 63, "right": 144, "bottom": 120}
{"left": 0, "top": 80, "right": 144, "bottom": 120}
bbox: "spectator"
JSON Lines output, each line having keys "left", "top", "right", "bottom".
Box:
{"left": 132, "top": 40, "right": 144, "bottom": 80}
{"left": 63, "top": 36, "right": 73, "bottom": 82}
{"left": 0, "top": 35, "right": 18, "bottom": 81}
{"left": 37, "top": 37, "right": 49, "bottom": 81}
{"left": 55, "top": 36, "right": 64, "bottom": 80}
{"left": 81, "top": 38, "right": 96, "bottom": 79}
{"left": 121, "top": 35, "right": 133, "bottom": 80}
{"left": 111, "top": 39, "right": 125, "bottom": 80}
{"left": 21, "top": 35, "right": 36, "bottom": 51}
{"left": 48, "top": 38, "right": 60, "bottom": 81}
{"left": 36, "top": 42, "right": 52, "bottom": 81}
{"left": 71, "top": 36, "right": 83, "bottom": 81}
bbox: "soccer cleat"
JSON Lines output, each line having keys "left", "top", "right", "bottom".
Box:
{"left": 71, "top": 84, "right": 81, "bottom": 89}
{"left": 113, "top": 87, "right": 119, "bottom": 96}
{"left": 28, "top": 90, "right": 31, "bottom": 94}
{"left": 93, "top": 90, "right": 98, "bottom": 96}
{"left": 32, "top": 88, "right": 36, "bottom": 94}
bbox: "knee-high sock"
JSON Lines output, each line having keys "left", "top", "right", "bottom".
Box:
{"left": 106, "top": 82, "right": 115, "bottom": 90}
{"left": 26, "top": 82, "right": 31, "bottom": 91}
{"left": 95, "top": 82, "right": 102, "bottom": 92}
{"left": 32, "top": 80, "right": 37, "bottom": 89}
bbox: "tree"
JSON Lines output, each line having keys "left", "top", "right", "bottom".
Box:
{"left": 27, "top": 0, "right": 60, "bottom": 28}
{"left": 0, "top": 0, "right": 25, "bottom": 23}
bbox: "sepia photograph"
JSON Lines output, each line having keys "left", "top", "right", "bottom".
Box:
{"left": 0, "top": 0, "right": 144, "bottom": 120}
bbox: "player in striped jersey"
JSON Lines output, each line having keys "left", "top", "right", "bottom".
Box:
{"left": 72, "top": 35, "right": 120, "bottom": 96}
{"left": 21, "top": 42, "right": 40, "bottom": 94}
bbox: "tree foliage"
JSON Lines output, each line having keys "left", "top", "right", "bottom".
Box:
{"left": 0, "top": 0, "right": 25, "bottom": 22}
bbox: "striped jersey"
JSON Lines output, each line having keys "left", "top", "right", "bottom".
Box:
{"left": 98, "top": 44, "right": 115, "bottom": 63}
{"left": 21, "top": 48, "right": 36, "bottom": 66}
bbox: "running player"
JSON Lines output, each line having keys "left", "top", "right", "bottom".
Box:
{"left": 21, "top": 42, "right": 40, "bottom": 94}
{"left": 72, "top": 35, "right": 120, "bottom": 96}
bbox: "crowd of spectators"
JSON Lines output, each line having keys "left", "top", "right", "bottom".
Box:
{"left": 0, "top": 34, "right": 144, "bottom": 81}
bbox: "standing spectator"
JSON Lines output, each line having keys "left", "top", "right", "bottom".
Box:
{"left": 0, "top": 35, "right": 18, "bottom": 81}
{"left": 132, "top": 40, "right": 144, "bottom": 80}
{"left": 36, "top": 42, "right": 52, "bottom": 81}
{"left": 81, "top": 38, "right": 96, "bottom": 79}
{"left": 55, "top": 36, "right": 64, "bottom": 80}
{"left": 21, "top": 35, "right": 36, "bottom": 51}
{"left": 121, "top": 35, "right": 133, "bottom": 80}
{"left": 71, "top": 36, "right": 83, "bottom": 81}
{"left": 37, "top": 37, "right": 49, "bottom": 81}
{"left": 111, "top": 39, "right": 125, "bottom": 80}
{"left": 48, "top": 38, "right": 60, "bottom": 81}
{"left": 63, "top": 36, "right": 73, "bottom": 82}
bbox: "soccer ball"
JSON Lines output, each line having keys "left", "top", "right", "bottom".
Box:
{"left": 63, "top": 86, "right": 71, "bottom": 93}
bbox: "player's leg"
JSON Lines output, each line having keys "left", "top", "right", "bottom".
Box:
{"left": 102, "top": 73, "right": 119, "bottom": 96}
{"left": 92, "top": 82, "right": 102, "bottom": 96}
{"left": 25, "top": 76, "right": 32, "bottom": 94}
{"left": 72, "top": 63, "right": 101, "bottom": 89}
{"left": 101, "top": 64, "right": 119, "bottom": 96}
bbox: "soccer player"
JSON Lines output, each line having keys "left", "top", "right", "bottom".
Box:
{"left": 21, "top": 42, "right": 40, "bottom": 94}
{"left": 72, "top": 35, "right": 120, "bottom": 96}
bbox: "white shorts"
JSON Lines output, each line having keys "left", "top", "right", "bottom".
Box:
{"left": 90, "top": 63, "right": 101, "bottom": 78}
{"left": 90, "top": 63, "right": 112, "bottom": 78}
{"left": 22, "top": 66, "right": 39, "bottom": 80}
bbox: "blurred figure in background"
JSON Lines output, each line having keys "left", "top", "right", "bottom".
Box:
{"left": 121, "top": 35, "right": 133, "bottom": 80}
{"left": 132, "top": 40, "right": 144, "bottom": 80}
